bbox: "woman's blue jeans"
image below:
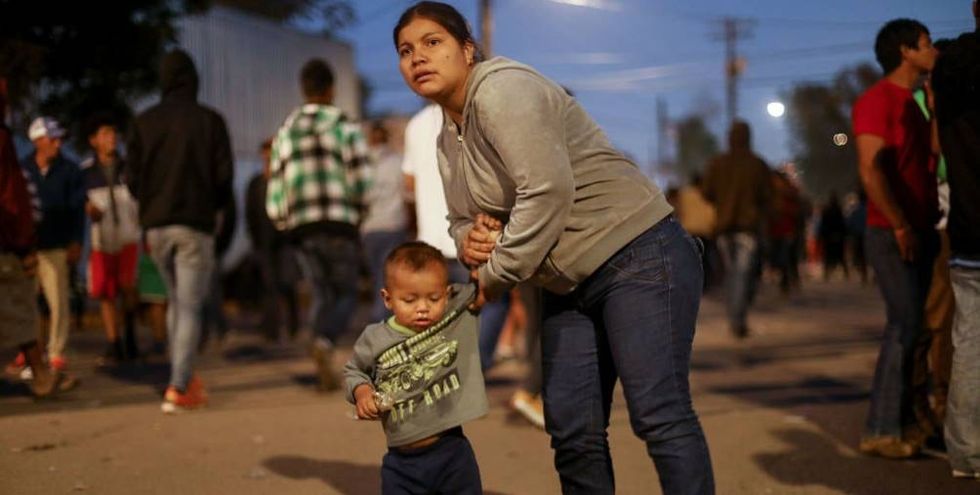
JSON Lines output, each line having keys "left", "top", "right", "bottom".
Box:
{"left": 541, "top": 216, "right": 714, "bottom": 495}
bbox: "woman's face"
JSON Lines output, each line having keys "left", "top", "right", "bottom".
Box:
{"left": 397, "top": 16, "right": 474, "bottom": 105}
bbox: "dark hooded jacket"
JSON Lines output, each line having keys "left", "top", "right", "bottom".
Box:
{"left": 702, "top": 121, "right": 773, "bottom": 234}
{"left": 126, "top": 49, "right": 234, "bottom": 233}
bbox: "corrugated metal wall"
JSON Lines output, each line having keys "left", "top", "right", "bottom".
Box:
{"left": 177, "top": 6, "right": 361, "bottom": 164}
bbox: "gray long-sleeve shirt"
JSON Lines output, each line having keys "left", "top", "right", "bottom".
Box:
{"left": 343, "top": 284, "right": 488, "bottom": 447}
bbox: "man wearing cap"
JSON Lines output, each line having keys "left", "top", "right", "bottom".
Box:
{"left": 20, "top": 116, "right": 84, "bottom": 373}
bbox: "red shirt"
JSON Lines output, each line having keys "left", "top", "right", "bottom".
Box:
{"left": 0, "top": 125, "right": 35, "bottom": 254}
{"left": 852, "top": 79, "right": 938, "bottom": 230}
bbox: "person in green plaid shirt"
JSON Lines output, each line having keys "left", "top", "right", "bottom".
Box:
{"left": 267, "top": 58, "right": 371, "bottom": 391}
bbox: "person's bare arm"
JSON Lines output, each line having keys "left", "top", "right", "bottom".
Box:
{"left": 855, "top": 134, "right": 918, "bottom": 261}
{"left": 925, "top": 80, "right": 941, "bottom": 155}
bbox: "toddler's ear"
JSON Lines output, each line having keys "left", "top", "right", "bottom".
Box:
{"left": 381, "top": 288, "right": 393, "bottom": 310}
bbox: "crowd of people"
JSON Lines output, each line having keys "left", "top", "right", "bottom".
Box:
{"left": 1, "top": 0, "right": 979, "bottom": 492}
{"left": 671, "top": 6, "right": 980, "bottom": 483}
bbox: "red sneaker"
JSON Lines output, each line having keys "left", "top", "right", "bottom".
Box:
{"left": 49, "top": 356, "right": 68, "bottom": 372}
{"left": 161, "top": 376, "right": 207, "bottom": 414}
{"left": 4, "top": 352, "right": 26, "bottom": 377}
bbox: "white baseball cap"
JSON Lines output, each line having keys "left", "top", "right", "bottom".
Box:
{"left": 28, "top": 117, "right": 66, "bottom": 141}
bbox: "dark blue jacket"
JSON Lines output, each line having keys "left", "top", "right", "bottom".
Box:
{"left": 20, "top": 153, "right": 84, "bottom": 249}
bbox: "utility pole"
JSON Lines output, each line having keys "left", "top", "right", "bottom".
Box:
{"left": 656, "top": 97, "right": 669, "bottom": 169}
{"left": 713, "top": 17, "right": 754, "bottom": 125}
{"left": 480, "top": 0, "right": 493, "bottom": 58}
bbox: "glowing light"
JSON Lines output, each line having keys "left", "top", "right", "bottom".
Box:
{"left": 766, "top": 101, "right": 785, "bottom": 118}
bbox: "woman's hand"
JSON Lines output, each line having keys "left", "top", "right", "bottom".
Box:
{"left": 462, "top": 213, "right": 502, "bottom": 268}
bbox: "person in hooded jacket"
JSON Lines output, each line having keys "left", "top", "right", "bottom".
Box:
{"left": 393, "top": 3, "right": 714, "bottom": 494}
{"left": 702, "top": 121, "right": 773, "bottom": 339}
{"left": 126, "top": 49, "right": 234, "bottom": 413}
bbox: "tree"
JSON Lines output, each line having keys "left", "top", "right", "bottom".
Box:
{"left": 0, "top": 0, "right": 208, "bottom": 144}
{"left": 784, "top": 63, "right": 878, "bottom": 200}
{"left": 0, "top": 0, "right": 354, "bottom": 146}
{"left": 675, "top": 114, "right": 719, "bottom": 181}
{"left": 216, "top": 0, "right": 355, "bottom": 34}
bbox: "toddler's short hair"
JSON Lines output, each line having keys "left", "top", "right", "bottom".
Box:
{"left": 384, "top": 241, "right": 449, "bottom": 286}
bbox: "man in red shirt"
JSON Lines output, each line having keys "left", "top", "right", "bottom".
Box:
{"left": 853, "top": 18, "right": 939, "bottom": 459}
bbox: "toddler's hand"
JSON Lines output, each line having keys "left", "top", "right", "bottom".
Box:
{"left": 354, "top": 384, "right": 381, "bottom": 420}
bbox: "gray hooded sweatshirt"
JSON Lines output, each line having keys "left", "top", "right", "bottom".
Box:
{"left": 438, "top": 57, "right": 673, "bottom": 298}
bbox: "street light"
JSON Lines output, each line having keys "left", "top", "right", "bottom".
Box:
{"left": 766, "top": 101, "right": 785, "bottom": 118}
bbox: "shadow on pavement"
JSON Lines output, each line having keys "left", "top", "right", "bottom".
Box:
{"left": 222, "top": 343, "right": 304, "bottom": 363}
{"left": 264, "top": 456, "right": 381, "bottom": 494}
{"left": 708, "top": 376, "right": 868, "bottom": 408}
{"left": 692, "top": 331, "right": 880, "bottom": 371}
{"left": 755, "top": 428, "right": 968, "bottom": 495}
{"left": 263, "top": 455, "right": 509, "bottom": 494}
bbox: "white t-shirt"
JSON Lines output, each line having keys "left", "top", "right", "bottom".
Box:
{"left": 361, "top": 145, "right": 407, "bottom": 234}
{"left": 402, "top": 105, "right": 457, "bottom": 258}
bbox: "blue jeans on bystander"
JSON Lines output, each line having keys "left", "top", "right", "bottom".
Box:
{"left": 147, "top": 226, "right": 214, "bottom": 391}
{"left": 946, "top": 263, "right": 980, "bottom": 475}
{"left": 863, "top": 227, "right": 937, "bottom": 439}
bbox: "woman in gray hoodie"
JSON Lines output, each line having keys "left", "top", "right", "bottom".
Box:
{"left": 393, "top": 3, "right": 714, "bottom": 494}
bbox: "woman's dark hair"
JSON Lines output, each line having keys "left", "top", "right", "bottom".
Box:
{"left": 393, "top": 1, "right": 483, "bottom": 62}
{"left": 874, "top": 19, "right": 929, "bottom": 74}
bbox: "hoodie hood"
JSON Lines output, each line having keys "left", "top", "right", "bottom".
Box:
{"left": 159, "top": 49, "right": 199, "bottom": 102}
{"left": 728, "top": 120, "right": 751, "bottom": 153}
{"left": 462, "top": 57, "right": 539, "bottom": 122}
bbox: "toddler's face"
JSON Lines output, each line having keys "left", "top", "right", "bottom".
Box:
{"left": 382, "top": 262, "right": 449, "bottom": 332}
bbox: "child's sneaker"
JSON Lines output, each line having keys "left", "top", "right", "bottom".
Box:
{"left": 161, "top": 376, "right": 207, "bottom": 414}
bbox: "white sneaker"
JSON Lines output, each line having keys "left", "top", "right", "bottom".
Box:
{"left": 510, "top": 390, "right": 545, "bottom": 429}
{"left": 952, "top": 469, "right": 980, "bottom": 479}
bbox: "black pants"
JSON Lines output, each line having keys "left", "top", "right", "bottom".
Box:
{"left": 381, "top": 428, "right": 482, "bottom": 495}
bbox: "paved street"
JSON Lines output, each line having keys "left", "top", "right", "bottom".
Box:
{"left": 1, "top": 277, "right": 976, "bottom": 494}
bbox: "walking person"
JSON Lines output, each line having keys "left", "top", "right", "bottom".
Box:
{"left": 266, "top": 58, "right": 371, "bottom": 391}
{"left": 20, "top": 116, "right": 84, "bottom": 372}
{"left": 702, "top": 121, "right": 773, "bottom": 338}
{"left": 361, "top": 122, "right": 408, "bottom": 323}
{"left": 81, "top": 114, "right": 141, "bottom": 364}
{"left": 393, "top": 3, "right": 714, "bottom": 493}
{"left": 246, "top": 139, "right": 300, "bottom": 342}
{"left": 127, "top": 49, "right": 235, "bottom": 413}
{"left": 818, "top": 192, "right": 849, "bottom": 281}
{"left": 852, "top": 19, "right": 939, "bottom": 458}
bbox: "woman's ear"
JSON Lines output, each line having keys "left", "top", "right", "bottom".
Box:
{"left": 465, "top": 42, "right": 476, "bottom": 65}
